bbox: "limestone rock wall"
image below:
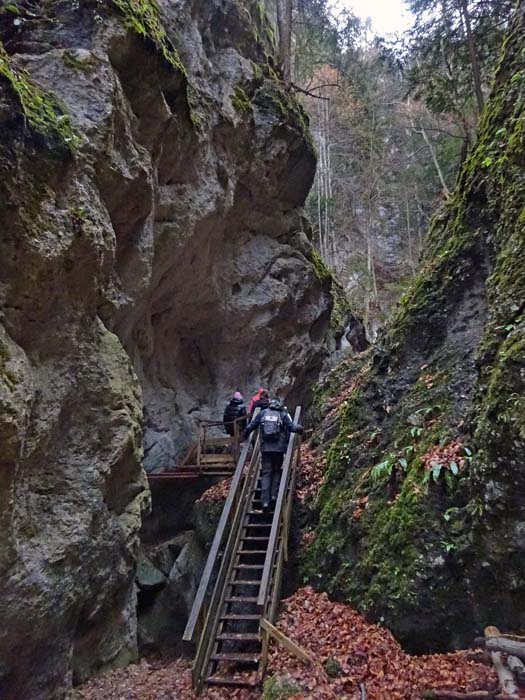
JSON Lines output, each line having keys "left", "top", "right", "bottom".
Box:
{"left": 0, "top": 1, "right": 333, "bottom": 698}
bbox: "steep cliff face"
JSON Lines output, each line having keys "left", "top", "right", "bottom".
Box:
{"left": 0, "top": 1, "right": 333, "bottom": 698}
{"left": 303, "top": 4, "right": 525, "bottom": 653}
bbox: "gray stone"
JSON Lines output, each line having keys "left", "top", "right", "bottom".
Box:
{"left": 145, "top": 532, "right": 195, "bottom": 576}
{"left": 136, "top": 553, "right": 167, "bottom": 591}
{"left": 138, "top": 533, "right": 205, "bottom": 651}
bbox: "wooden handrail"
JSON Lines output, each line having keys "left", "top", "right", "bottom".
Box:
{"left": 257, "top": 406, "right": 301, "bottom": 608}
{"left": 191, "top": 434, "right": 262, "bottom": 691}
{"left": 183, "top": 410, "right": 259, "bottom": 643}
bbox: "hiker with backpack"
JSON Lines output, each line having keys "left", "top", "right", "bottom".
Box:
{"left": 223, "top": 391, "right": 247, "bottom": 436}
{"left": 243, "top": 399, "right": 303, "bottom": 513}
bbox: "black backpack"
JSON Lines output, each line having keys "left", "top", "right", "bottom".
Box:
{"left": 260, "top": 409, "right": 283, "bottom": 441}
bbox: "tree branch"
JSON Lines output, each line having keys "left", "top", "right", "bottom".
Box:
{"left": 291, "top": 82, "right": 332, "bottom": 100}
{"left": 292, "top": 83, "right": 339, "bottom": 100}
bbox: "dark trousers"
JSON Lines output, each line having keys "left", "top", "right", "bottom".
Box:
{"left": 261, "top": 452, "right": 284, "bottom": 504}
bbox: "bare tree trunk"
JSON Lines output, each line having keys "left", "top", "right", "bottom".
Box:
{"left": 418, "top": 119, "right": 451, "bottom": 197}
{"left": 458, "top": 0, "right": 484, "bottom": 115}
{"left": 405, "top": 191, "right": 415, "bottom": 271}
{"left": 277, "top": 0, "right": 293, "bottom": 88}
{"left": 365, "top": 224, "right": 377, "bottom": 329}
{"left": 316, "top": 99, "right": 326, "bottom": 259}
{"left": 323, "top": 96, "right": 333, "bottom": 268}
{"left": 316, "top": 144, "right": 323, "bottom": 255}
{"left": 414, "top": 186, "right": 424, "bottom": 252}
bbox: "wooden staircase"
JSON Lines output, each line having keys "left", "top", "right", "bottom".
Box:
{"left": 183, "top": 407, "right": 302, "bottom": 692}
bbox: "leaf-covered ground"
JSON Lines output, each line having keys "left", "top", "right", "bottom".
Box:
{"left": 77, "top": 588, "right": 496, "bottom": 700}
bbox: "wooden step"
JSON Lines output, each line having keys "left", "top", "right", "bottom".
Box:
{"left": 234, "top": 564, "right": 264, "bottom": 569}
{"left": 220, "top": 614, "right": 260, "bottom": 621}
{"left": 237, "top": 549, "right": 267, "bottom": 555}
{"left": 216, "top": 632, "right": 260, "bottom": 641}
{"left": 230, "top": 580, "right": 261, "bottom": 586}
{"left": 240, "top": 536, "right": 269, "bottom": 541}
{"left": 211, "top": 652, "right": 260, "bottom": 663}
{"left": 243, "top": 523, "right": 271, "bottom": 528}
{"left": 225, "top": 596, "right": 258, "bottom": 603}
{"left": 206, "top": 675, "right": 259, "bottom": 688}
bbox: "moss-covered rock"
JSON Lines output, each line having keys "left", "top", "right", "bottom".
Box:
{"left": 110, "top": 0, "right": 186, "bottom": 74}
{"left": 0, "top": 41, "right": 79, "bottom": 152}
{"left": 302, "top": 7, "right": 525, "bottom": 651}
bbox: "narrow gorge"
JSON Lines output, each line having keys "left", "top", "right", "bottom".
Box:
{"left": 1, "top": 1, "right": 525, "bottom": 700}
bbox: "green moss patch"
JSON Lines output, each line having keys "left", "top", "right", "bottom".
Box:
{"left": 231, "top": 85, "right": 252, "bottom": 114}
{"left": 111, "top": 0, "right": 186, "bottom": 75}
{"left": 0, "top": 42, "right": 79, "bottom": 152}
{"left": 310, "top": 249, "right": 331, "bottom": 283}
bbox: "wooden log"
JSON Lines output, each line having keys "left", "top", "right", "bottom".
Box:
{"left": 260, "top": 619, "right": 313, "bottom": 665}
{"left": 421, "top": 690, "right": 495, "bottom": 699}
{"left": 464, "top": 649, "right": 493, "bottom": 666}
{"left": 490, "top": 652, "right": 518, "bottom": 696}
{"left": 474, "top": 637, "right": 487, "bottom": 648}
{"left": 507, "top": 655, "right": 525, "bottom": 687}
{"left": 486, "top": 638, "right": 525, "bottom": 662}
{"left": 422, "top": 692, "right": 519, "bottom": 700}
{"left": 485, "top": 626, "right": 502, "bottom": 639}
{"left": 500, "top": 633, "right": 525, "bottom": 642}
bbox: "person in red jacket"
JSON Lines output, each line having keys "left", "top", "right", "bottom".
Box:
{"left": 248, "top": 387, "right": 269, "bottom": 419}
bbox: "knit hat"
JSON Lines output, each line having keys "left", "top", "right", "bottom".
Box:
{"left": 234, "top": 391, "right": 243, "bottom": 400}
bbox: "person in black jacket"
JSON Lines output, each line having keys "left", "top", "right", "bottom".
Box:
{"left": 243, "top": 399, "right": 303, "bottom": 512}
{"left": 223, "top": 392, "right": 247, "bottom": 436}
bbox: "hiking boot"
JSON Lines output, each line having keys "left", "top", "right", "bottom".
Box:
{"left": 269, "top": 498, "right": 276, "bottom": 512}
{"left": 262, "top": 502, "right": 270, "bottom": 514}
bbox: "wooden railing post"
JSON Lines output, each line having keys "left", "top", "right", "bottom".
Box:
{"left": 233, "top": 419, "right": 240, "bottom": 462}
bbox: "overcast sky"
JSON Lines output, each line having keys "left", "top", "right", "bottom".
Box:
{"left": 338, "top": 0, "right": 413, "bottom": 36}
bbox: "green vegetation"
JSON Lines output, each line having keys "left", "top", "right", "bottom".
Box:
{"left": 262, "top": 674, "right": 302, "bottom": 700}
{"left": 62, "top": 50, "right": 94, "bottom": 73}
{"left": 324, "top": 656, "right": 342, "bottom": 678}
{"left": 0, "top": 42, "right": 79, "bottom": 152}
{"left": 231, "top": 85, "right": 252, "bottom": 114}
{"left": 311, "top": 249, "right": 332, "bottom": 283}
{"left": 329, "top": 282, "right": 352, "bottom": 336}
{"left": 111, "top": 0, "right": 186, "bottom": 75}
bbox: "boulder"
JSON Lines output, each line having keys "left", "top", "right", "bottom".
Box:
{"left": 136, "top": 553, "right": 167, "bottom": 591}
{"left": 138, "top": 533, "right": 205, "bottom": 651}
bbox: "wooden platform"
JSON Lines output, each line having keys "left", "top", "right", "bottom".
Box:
{"left": 147, "top": 420, "right": 242, "bottom": 481}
